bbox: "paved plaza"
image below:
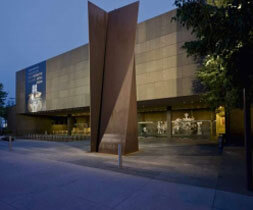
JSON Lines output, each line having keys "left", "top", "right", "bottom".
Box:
{"left": 0, "top": 138, "right": 253, "bottom": 210}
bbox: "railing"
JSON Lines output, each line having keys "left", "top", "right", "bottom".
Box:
{"left": 22, "top": 134, "right": 90, "bottom": 142}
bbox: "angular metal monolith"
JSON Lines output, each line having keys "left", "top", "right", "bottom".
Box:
{"left": 88, "top": 2, "right": 139, "bottom": 155}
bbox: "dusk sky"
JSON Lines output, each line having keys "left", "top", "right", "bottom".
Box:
{"left": 0, "top": 0, "right": 175, "bottom": 101}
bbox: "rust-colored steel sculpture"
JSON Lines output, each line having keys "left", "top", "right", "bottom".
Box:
{"left": 88, "top": 1, "right": 139, "bottom": 155}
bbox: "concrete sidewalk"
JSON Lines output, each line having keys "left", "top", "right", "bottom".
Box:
{"left": 1, "top": 138, "right": 251, "bottom": 195}
{"left": 0, "top": 141, "right": 253, "bottom": 210}
{"left": 0, "top": 149, "right": 252, "bottom": 210}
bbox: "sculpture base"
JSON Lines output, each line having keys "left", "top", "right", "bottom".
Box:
{"left": 98, "top": 134, "right": 138, "bottom": 155}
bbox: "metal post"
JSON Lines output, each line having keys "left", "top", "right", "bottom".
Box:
{"left": 67, "top": 115, "right": 73, "bottom": 136}
{"left": 225, "top": 106, "right": 231, "bottom": 144}
{"left": 218, "top": 134, "right": 223, "bottom": 154}
{"left": 166, "top": 107, "right": 172, "bottom": 139}
{"left": 243, "top": 88, "right": 253, "bottom": 191}
{"left": 9, "top": 136, "right": 12, "bottom": 151}
{"left": 118, "top": 144, "right": 122, "bottom": 168}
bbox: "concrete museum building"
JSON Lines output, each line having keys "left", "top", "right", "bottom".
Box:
{"left": 8, "top": 9, "right": 231, "bottom": 141}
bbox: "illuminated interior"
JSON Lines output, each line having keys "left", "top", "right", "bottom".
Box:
{"left": 216, "top": 106, "right": 226, "bottom": 135}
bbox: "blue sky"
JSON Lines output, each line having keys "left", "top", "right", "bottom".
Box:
{"left": 0, "top": 0, "right": 175, "bottom": 100}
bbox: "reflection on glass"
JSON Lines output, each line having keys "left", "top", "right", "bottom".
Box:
{"left": 138, "top": 121, "right": 167, "bottom": 137}
{"left": 172, "top": 113, "right": 211, "bottom": 136}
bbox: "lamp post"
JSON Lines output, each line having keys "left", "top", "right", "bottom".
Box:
{"left": 243, "top": 87, "right": 253, "bottom": 191}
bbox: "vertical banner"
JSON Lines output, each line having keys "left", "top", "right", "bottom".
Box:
{"left": 25, "top": 61, "right": 46, "bottom": 113}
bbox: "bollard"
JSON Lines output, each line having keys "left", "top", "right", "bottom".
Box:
{"left": 218, "top": 134, "right": 223, "bottom": 154}
{"left": 9, "top": 136, "right": 12, "bottom": 151}
{"left": 118, "top": 144, "right": 122, "bottom": 169}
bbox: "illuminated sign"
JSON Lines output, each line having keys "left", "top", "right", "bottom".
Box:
{"left": 25, "top": 61, "right": 46, "bottom": 113}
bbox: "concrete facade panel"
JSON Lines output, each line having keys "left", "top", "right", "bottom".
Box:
{"left": 45, "top": 45, "right": 90, "bottom": 111}
{"left": 182, "top": 76, "right": 195, "bottom": 95}
{"left": 135, "top": 32, "right": 178, "bottom": 54}
{"left": 154, "top": 80, "right": 177, "bottom": 98}
{"left": 143, "top": 11, "right": 177, "bottom": 42}
{"left": 16, "top": 9, "right": 197, "bottom": 113}
{"left": 177, "top": 29, "right": 196, "bottom": 43}
{"left": 181, "top": 64, "right": 197, "bottom": 78}
{"left": 162, "top": 68, "right": 178, "bottom": 80}
{"left": 135, "top": 42, "right": 185, "bottom": 65}
{"left": 136, "top": 60, "right": 163, "bottom": 75}
{"left": 136, "top": 22, "right": 146, "bottom": 43}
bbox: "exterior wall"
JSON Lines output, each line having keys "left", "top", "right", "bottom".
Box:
{"left": 229, "top": 107, "right": 253, "bottom": 141}
{"left": 15, "top": 10, "right": 196, "bottom": 114}
{"left": 171, "top": 109, "right": 213, "bottom": 121}
{"left": 46, "top": 45, "right": 90, "bottom": 110}
{"left": 138, "top": 111, "right": 166, "bottom": 122}
{"left": 15, "top": 115, "right": 52, "bottom": 136}
{"left": 7, "top": 106, "right": 53, "bottom": 136}
{"left": 16, "top": 70, "right": 26, "bottom": 114}
{"left": 6, "top": 106, "right": 16, "bottom": 133}
{"left": 11, "top": 10, "right": 253, "bottom": 141}
{"left": 135, "top": 10, "right": 197, "bottom": 101}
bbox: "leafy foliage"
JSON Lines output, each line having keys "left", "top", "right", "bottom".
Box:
{"left": 173, "top": 0, "right": 253, "bottom": 109}
{"left": 0, "top": 83, "right": 8, "bottom": 119}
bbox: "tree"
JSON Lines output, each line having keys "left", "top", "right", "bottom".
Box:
{"left": 206, "top": 0, "right": 230, "bottom": 7}
{"left": 173, "top": 0, "right": 253, "bottom": 190}
{"left": 0, "top": 83, "right": 7, "bottom": 119}
{"left": 174, "top": 0, "right": 253, "bottom": 109}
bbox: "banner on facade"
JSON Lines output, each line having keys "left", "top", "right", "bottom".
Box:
{"left": 25, "top": 61, "right": 46, "bottom": 113}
